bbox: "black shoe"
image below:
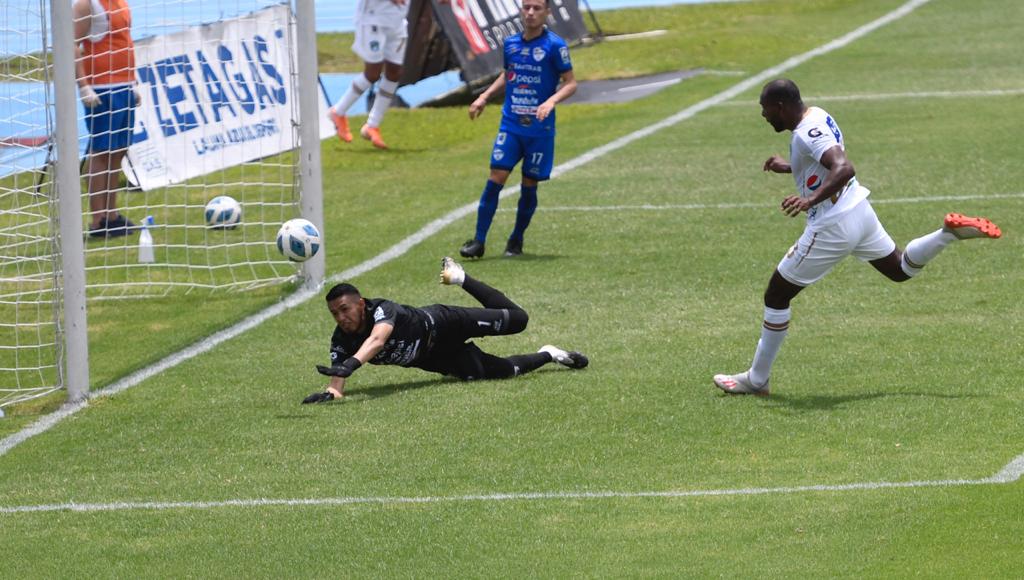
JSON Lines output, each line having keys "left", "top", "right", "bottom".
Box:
{"left": 504, "top": 238, "right": 523, "bottom": 257}
{"left": 460, "top": 239, "right": 485, "bottom": 259}
{"left": 88, "top": 215, "right": 137, "bottom": 238}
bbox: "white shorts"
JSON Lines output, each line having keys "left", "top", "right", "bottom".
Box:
{"left": 352, "top": 22, "right": 408, "bottom": 65}
{"left": 777, "top": 200, "right": 897, "bottom": 286}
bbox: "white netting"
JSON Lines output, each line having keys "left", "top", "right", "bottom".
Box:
{"left": 2, "top": 0, "right": 324, "bottom": 407}
{"left": 1, "top": 0, "right": 62, "bottom": 407}
{"left": 79, "top": 0, "right": 306, "bottom": 298}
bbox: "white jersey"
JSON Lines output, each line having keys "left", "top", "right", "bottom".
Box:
{"left": 790, "top": 106, "right": 869, "bottom": 230}
{"left": 354, "top": 0, "right": 409, "bottom": 28}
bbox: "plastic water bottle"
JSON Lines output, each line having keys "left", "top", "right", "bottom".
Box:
{"left": 138, "top": 215, "right": 155, "bottom": 263}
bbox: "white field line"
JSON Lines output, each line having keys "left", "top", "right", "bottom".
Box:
{"left": 0, "top": 0, "right": 934, "bottom": 458}
{"left": 500, "top": 192, "right": 1024, "bottom": 213}
{"left": 2, "top": 452, "right": 1022, "bottom": 514}
{"left": 700, "top": 69, "right": 748, "bottom": 77}
{"left": 618, "top": 78, "right": 682, "bottom": 93}
{"left": 721, "top": 88, "right": 1024, "bottom": 106}
{"left": 605, "top": 30, "right": 668, "bottom": 42}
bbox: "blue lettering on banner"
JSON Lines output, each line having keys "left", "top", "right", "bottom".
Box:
{"left": 157, "top": 55, "right": 201, "bottom": 133}
{"left": 196, "top": 51, "right": 236, "bottom": 123}
{"left": 219, "top": 45, "right": 255, "bottom": 115}
{"left": 191, "top": 118, "right": 281, "bottom": 156}
{"left": 132, "top": 27, "right": 290, "bottom": 145}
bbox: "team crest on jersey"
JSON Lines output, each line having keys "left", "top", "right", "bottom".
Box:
{"left": 532, "top": 47, "right": 546, "bottom": 61}
{"left": 492, "top": 148, "right": 505, "bottom": 161}
{"left": 808, "top": 127, "right": 823, "bottom": 138}
{"left": 496, "top": 132, "right": 507, "bottom": 145}
{"left": 806, "top": 175, "right": 822, "bottom": 191}
{"left": 559, "top": 46, "right": 570, "bottom": 65}
{"left": 373, "top": 307, "right": 385, "bottom": 322}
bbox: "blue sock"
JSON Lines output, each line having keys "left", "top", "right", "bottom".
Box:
{"left": 509, "top": 185, "right": 538, "bottom": 242}
{"left": 474, "top": 180, "right": 503, "bottom": 243}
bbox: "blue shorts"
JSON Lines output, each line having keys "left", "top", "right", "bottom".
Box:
{"left": 490, "top": 131, "right": 555, "bottom": 181}
{"left": 85, "top": 85, "right": 136, "bottom": 153}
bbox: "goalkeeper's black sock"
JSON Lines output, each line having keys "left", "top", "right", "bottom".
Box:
{"left": 461, "top": 275, "right": 519, "bottom": 310}
{"left": 506, "top": 353, "right": 551, "bottom": 376}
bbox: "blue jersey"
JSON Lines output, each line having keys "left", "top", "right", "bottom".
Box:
{"left": 499, "top": 29, "right": 573, "bottom": 137}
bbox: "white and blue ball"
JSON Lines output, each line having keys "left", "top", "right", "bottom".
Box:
{"left": 204, "top": 195, "right": 242, "bottom": 229}
{"left": 276, "top": 218, "right": 321, "bottom": 262}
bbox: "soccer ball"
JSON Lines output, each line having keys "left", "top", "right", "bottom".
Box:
{"left": 204, "top": 195, "right": 242, "bottom": 229}
{"left": 276, "top": 218, "right": 321, "bottom": 262}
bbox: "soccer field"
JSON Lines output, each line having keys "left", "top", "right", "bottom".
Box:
{"left": 2, "top": 0, "right": 1023, "bottom": 575}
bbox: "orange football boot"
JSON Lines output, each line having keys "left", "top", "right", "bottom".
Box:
{"left": 360, "top": 124, "right": 388, "bottom": 150}
{"left": 943, "top": 213, "right": 1001, "bottom": 239}
{"left": 327, "top": 108, "right": 352, "bottom": 143}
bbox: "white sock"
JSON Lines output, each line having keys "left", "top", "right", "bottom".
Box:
{"left": 748, "top": 307, "right": 790, "bottom": 386}
{"left": 332, "top": 74, "right": 371, "bottom": 115}
{"left": 901, "top": 228, "right": 957, "bottom": 277}
{"left": 367, "top": 78, "right": 398, "bottom": 128}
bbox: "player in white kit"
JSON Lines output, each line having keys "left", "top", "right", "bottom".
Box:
{"left": 713, "top": 79, "right": 1002, "bottom": 396}
{"left": 327, "top": 0, "right": 410, "bottom": 149}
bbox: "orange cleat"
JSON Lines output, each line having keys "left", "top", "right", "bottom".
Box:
{"left": 328, "top": 108, "right": 352, "bottom": 143}
{"left": 360, "top": 124, "right": 388, "bottom": 150}
{"left": 943, "top": 213, "right": 1001, "bottom": 240}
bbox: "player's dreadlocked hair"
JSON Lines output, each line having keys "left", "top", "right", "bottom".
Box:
{"left": 325, "top": 283, "right": 361, "bottom": 302}
{"left": 762, "top": 79, "right": 803, "bottom": 105}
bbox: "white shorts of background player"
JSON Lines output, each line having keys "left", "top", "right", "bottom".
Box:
{"left": 352, "top": 22, "right": 408, "bottom": 65}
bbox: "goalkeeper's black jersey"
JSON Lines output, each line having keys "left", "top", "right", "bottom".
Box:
{"left": 330, "top": 298, "right": 436, "bottom": 367}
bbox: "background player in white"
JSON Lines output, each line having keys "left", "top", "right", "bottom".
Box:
{"left": 713, "top": 79, "right": 1002, "bottom": 396}
{"left": 327, "top": 0, "right": 412, "bottom": 149}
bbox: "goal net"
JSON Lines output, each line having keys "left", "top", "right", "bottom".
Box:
{"left": 1, "top": 0, "right": 62, "bottom": 408}
{"left": 1, "top": 0, "right": 327, "bottom": 410}
{"left": 85, "top": 0, "right": 322, "bottom": 298}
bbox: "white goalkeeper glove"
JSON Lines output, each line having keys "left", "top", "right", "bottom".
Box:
{"left": 79, "top": 84, "right": 100, "bottom": 108}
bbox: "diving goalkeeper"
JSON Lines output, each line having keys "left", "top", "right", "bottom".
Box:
{"left": 302, "top": 257, "right": 588, "bottom": 403}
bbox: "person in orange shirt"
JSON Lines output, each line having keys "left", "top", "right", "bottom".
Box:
{"left": 74, "top": 0, "right": 139, "bottom": 237}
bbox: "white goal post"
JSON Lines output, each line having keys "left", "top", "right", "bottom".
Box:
{"left": 0, "top": 0, "right": 325, "bottom": 410}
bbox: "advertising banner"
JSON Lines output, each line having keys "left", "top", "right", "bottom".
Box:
{"left": 127, "top": 4, "right": 332, "bottom": 190}
{"left": 414, "top": 0, "right": 590, "bottom": 84}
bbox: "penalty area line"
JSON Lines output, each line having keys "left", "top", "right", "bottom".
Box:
{"left": 512, "top": 192, "right": 1024, "bottom": 214}
{"left": 1, "top": 456, "right": 1021, "bottom": 515}
{"left": 0, "top": 0, "right": 934, "bottom": 458}
{"left": 721, "top": 88, "right": 1024, "bottom": 107}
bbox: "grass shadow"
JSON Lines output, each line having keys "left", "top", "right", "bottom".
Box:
{"left": 458, "top": 253, "right": 566, "bottom": 265}
{"left": 344, "top": 376, "right": 458, "bottom": 402}
{"left": 764, "top": 391, "right": 981, "bottom": 412}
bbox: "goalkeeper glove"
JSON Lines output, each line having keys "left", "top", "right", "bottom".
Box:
{"left": 316, "top": 357, "right": 362, "bottom": 378}
{"left": 302, "top": 391, "right": 335, "bottom": 404}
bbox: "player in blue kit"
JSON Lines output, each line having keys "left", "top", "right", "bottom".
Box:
{"left": 459, "top": 0, "right": 577, "bottom": 259}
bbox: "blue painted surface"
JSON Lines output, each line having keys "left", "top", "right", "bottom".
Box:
{"left": 320, "top": 70, "right": 464, "bottom": 114}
